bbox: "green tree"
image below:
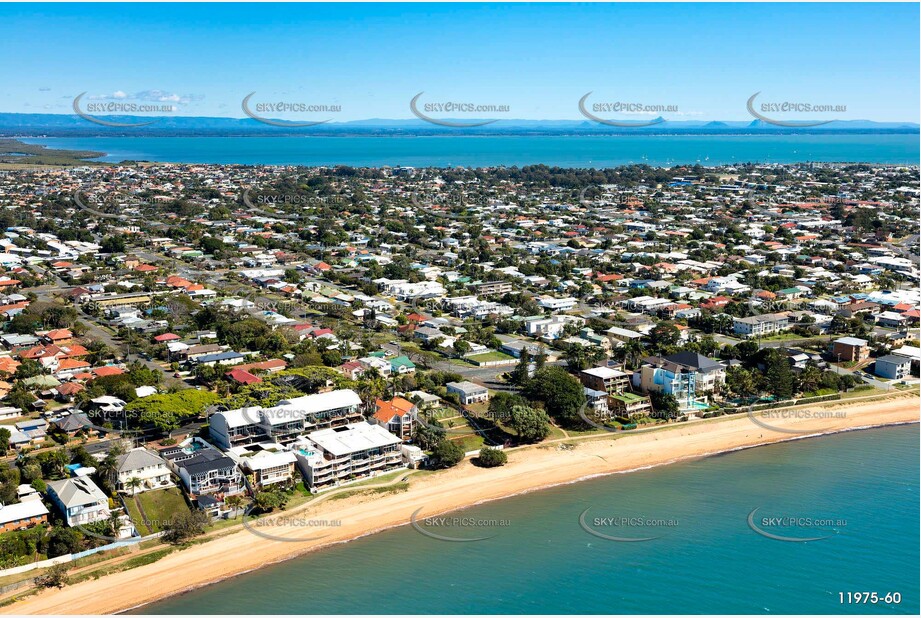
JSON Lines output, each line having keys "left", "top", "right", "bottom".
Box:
{"left": 649, "top": 322, "right": 681, "bottom": 352}
{"left": 475, "top": 447, "right": 508, "bottom": 468}
{"left": 252, "top": 490, "right": 288, "bottom": 513}
{"left": 487, "top": 392, "right": 529, "bottom": 423}
{"left": 649, "top": 392, "right": 681, "bottom": 420}
{"left": 763, "top": 349, "right": 795, "bottom": 400}
{"left": 14, "top": 359, "right": 43, "bottom": 380}
{"left": 162, "top": 511, "right": 209, "bottom": 544}
{"left": 431, "top": 439, "right": 465, "bottom": 468}
{"left": 726, "top": 366, "right": 759, "bottom": 398}
{"left": 507, "top": 405, "right": 551, "bottom": 443}
{"left": 524, "top": 366, "right": 586, "bottom": 426}
{"left": 413, "top": 423, "right": 446, "bottom": 451}
{"left": 508, "top": 350, "right": 531, "bottom": 385}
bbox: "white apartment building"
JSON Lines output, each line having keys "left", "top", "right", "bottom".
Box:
{"left": 295, "top": 422, "right": 404, "bottom": 491}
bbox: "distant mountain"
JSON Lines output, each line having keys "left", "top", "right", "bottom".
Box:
{"left": 0, "top": 112, "right": 916, "bottom": 137}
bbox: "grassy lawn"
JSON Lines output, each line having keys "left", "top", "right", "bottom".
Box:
{"left": 125, "top": 488, "right": 190, "bottom": 535}
{"left": 464, "top": 351, "right": 516, "bottom": 364}
{"left": 449, "top": 433, "right": 485, "bottom": 452}
{"left": 759, "top": 332, "right": 810, "bottom": 341}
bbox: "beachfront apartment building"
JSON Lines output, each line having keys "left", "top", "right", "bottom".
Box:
{"left": 829, "top": 337, "right": 870, "bottom": 362}
{"left": 580, "top": 366, "right": 630, "bottom": 395}
{"left": 874, "top": 354, "right": 911, "bottom": 380}
{"left": 238, "top": 450, "right": 299, "bottom": 490}
{"left": 209, "top": 389, "right": 364, "bottom": 449}
{"left": 634, "top": 352, "right": 725, "bottom": 411}
{"left": 295, "top": 421, "right": 405, "bottom": 491}
{"left": 732, "top": 312, "right": 792, "bottom": 338}
{"left": 609, "top": 392, "right": 654, "bottom": 419}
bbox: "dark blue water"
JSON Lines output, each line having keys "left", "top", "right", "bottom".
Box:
{"left": 137, "top": 425, "right": 919, "bottom": 614}
{"left": 23, "top": 134, "right": 919, "bottom": 167}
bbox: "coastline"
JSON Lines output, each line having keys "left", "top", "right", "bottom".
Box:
{"left": 5, "top": 394, "right": 919, "bottom": 615}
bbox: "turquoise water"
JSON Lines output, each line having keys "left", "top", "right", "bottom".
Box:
{"left": 137, "top": 425, "right": 919, "bottom": 615}
{"left": 23, "top": 134, "right": 919, "bottom": 167}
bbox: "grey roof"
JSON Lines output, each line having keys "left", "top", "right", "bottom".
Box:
{"left": 195, "top": 351, "right": 244, "bottom": 363}
{"left": 876, "top": 354, "right": 911, "bottom": 366}
{"left": 53, "top": 413, "right": 92, "bottom": 433}
{"left": 117, "top": 448, "right": 166, "bottom": 473}
{"left": 46, "top": 477, "right": 107, "bottom": 508}
{"left": 446, "top": 380, "right": 488, "bottom": 394}
{"left": 175, "top": 449, "right": 236, "bottom": 476}
{"left": 662, "top": 352, "right": 724, "bottom": 373}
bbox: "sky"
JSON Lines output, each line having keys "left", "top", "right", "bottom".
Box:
{"left": 0, "top": 3, "right": 918, "bottom": 122}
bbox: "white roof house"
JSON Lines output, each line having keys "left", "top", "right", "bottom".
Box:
{"left": 305, "top": 421, "right": 402, "bottom": 457}
{"left": 581, "top": 366, "right": 628, "bottom": 380}
{"left": 0, "top": 500, "right": 49, "bottom": 527}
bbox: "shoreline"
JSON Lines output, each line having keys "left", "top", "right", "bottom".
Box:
{"left": 5, "top": 394, "right": 919, "bottom": 615}
{"left": 15, "top": 136, "right": 921, "bottom": 169}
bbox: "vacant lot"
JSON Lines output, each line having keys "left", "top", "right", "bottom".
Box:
{"left": 125, "top": 487, "right": 190, "bottom": 535}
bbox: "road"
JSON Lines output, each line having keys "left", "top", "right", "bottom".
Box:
{"left": 31, "top": 282, "right": 189, "bottom": 390}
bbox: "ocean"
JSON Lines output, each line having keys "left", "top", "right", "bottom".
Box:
{"left": 22, "top": 134, "right": 920, "bottom": 168}
{"left": 135, "top": 425, "right": 919, "bottom": 615}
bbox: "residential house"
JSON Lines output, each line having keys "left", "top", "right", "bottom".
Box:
{"left": 115, "top": 448, "right": 172, "bottom": 494}
{"left": 45, "top": 477, "right": 110, "bottom": 527}
{"left": 609, "top": 392, "right": 654, "bottom": 419}
{"left": 446, "top": 381, "right": 489, "bottom": 405}
{"left": 372, "top": 397, "right": 417, "bottom": 441}
{"left": 0, "top": 500, "right": 49, "bottom": 533}
{"left": 161, "top": 440, "right": 245, "bottom": 498}
{"left": 238, "top": 450, "right": 298, "bottom": 489}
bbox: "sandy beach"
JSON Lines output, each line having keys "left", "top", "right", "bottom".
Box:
{"left": 5, "top": 394, "right": 918, "bottom": 615}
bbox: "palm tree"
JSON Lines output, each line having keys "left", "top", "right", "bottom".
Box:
{"left": 127, "top": 477, "right": 143, "bottom": 495}
{"left": 107, "top": 510, "right": 123, "bottom": 539}
{"left": 621, "top": 339, "right": 645, "bottom": 370}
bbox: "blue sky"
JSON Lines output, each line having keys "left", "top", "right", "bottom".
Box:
{"left": 1, "top": 3, "right": 918, "bottom": 122}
